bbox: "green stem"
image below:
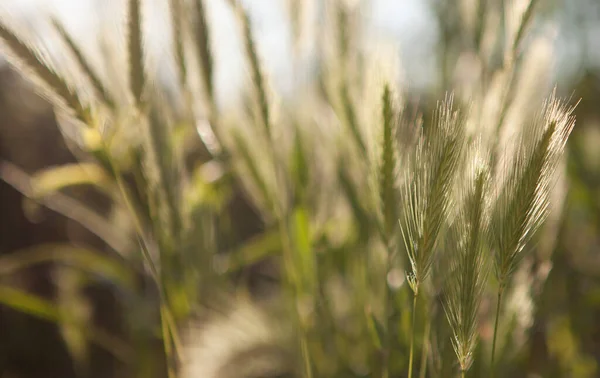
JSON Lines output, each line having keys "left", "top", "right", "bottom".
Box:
{"left": 381, "top": 237, "right": 395, "bottom": 378}
{"left": 490, "top": 285, "right": 504, "bottom": 377}
{"left": 461, "top": 369, "right": 466, "bottom": 378}
{"left": 279, "top": 221, "right": 313, "bottom": 378}
{"left": 160, "top": 306, "right": 176, "bottom": 378}
{"left": 419, "top": 317, "right": 431, "bottom": 378}
{"left": 97, "top": 139, "right": 184, "bottom": 372}
{"left": 408, "top": 290, "right": 418, "bottom": 378}
{"left": 299, "top": 325, "right": 312, "bottom": 378}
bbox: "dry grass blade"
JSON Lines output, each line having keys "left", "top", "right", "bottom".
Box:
{"left": 127, "top": 0, "right": 145, "bottom": 106}
{"left": 492, "top": 95, "right": 576, "bottom": 285}
{"left": 443, "top": 157, "right": 489, "bottom": 373}
{"left": 0, "top": 22, "right": 89, "bottom": 124}
{"left": 193, "top": 0, "right": 214, "bottom": 107}
{"left": 50, "top": 17, "right": 116, "bottom": 109}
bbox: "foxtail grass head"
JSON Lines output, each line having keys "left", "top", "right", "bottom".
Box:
{"left": 491, "top": 94, "right": 576, "bottom": 288}
{"left": 401, "top": 95, "right": 466, "bottom": 294}
{"left": 443, "top": 148, "right": 490, "bottom": 373}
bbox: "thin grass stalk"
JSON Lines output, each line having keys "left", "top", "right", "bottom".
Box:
{"left": 228, "top": 0, "right": 282, "bottom": 204}
{"left": 191, "top": 0, "right": 233, "bottom": 158}
{"left": 146, "top": 106, "right": 184, "bottom": 246}
{"left": 489, "top": 69, "right": 518, "bottom": 173}
{"left": 382, "top": 243, "right": 392, "bottom": 378}
{"left": 287, "top": 0, "right": 304, "bottom": 53}
{"left": 335, "top": 3, "right": 366, "bottom": 157}
{"left": 231, "top": 131, "right": 273, "bottom": 213}
{"left": 127, "top": 0, "right": 145, "bottom": 106}
{"left": 0, "top": 22, "right": 90, "bottom": 123}
{"left": 169, "top": 0, "right": 187, "bottom": 89}
{"left": 490, "top": 285, "right": 503, "bottom": 376}
{"left": 160, "top": 306, "right": 176, "bottom": 378}
{"left": 142, "top": 105, "right": 191, "bottom": 365}
{"left": 379, "top": 84, "right": 398, "bottom": 378}
{"left": 228, "top": 2, "right": 290, "bottom": 243}
{"left": 408, "top": 291, "right": 418, "bottom": 378}
{"left": 91, "top": 149, "right": 184, "bottom": 363}
{"left": 50, "top": 17, "right": 116, "bottom": 109}
{"left": 279, "top": 221, "right": 313, "bottom": 378}
{"left": 490, "top": 0, "right": 540, "bottom": 171}
{"left": 508, "top": 0, "right": 539, "bottom": 64}
{"left": 341, "top": 81, "right": 366, "bottom": 155}
{"left": 98, "top": 137, "right": 184, "bottom": 369}
{"left": 231, "top": 0, "right": 272, "bottom": 139}
{"left": 419, "top": 318, "right": 431, "bottom": 378}
{"left": 192, "top": 0, "right": 214, "bottom": 109}
{"left": 106, "top": 157, "right": 182, "bottom": 354}
{"left": 474, "top": 0, "right": 487, "bottom": 50}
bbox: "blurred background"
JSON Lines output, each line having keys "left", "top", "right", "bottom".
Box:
{"left": 1, "top": 0, "right": 600, "bottom": 377}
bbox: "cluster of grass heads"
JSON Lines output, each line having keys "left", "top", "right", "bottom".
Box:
{"left": 0, "top": 0, "right": 577, "bottom": 377}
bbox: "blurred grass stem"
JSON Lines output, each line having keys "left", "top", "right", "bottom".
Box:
{"left": 490, "top": 285, "right": 504, "bottom": 377}
{"left": 408, "top": 291, "right": 418, "bottom": 378}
